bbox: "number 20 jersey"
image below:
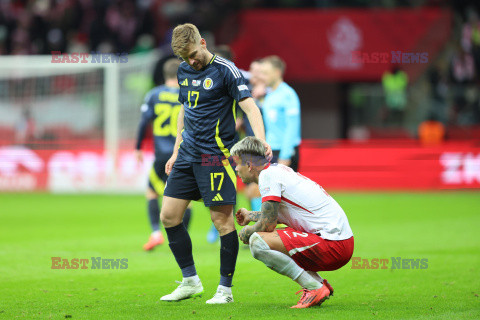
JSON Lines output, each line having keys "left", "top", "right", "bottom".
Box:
{"left": 140, "top": 85, "right": 181, "bottom": 157}
{"left": 177, "top": 55, "right": 252, "bottom": 162}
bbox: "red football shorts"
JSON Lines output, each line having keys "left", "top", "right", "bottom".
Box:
{"left": 277, "top": 227, "right": 354, "bottom": 272}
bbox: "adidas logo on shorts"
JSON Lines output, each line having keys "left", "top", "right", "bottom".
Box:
{"left": 212, "top": 193, "right": 223, "bottom": 201}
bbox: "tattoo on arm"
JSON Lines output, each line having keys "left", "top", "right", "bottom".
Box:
{"left": 248, "top": 211, "right": 262, "bottom": 222}
{"left": 252, "top": 201, "right": 279, "bottom": 233}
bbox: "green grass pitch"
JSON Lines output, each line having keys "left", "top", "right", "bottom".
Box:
{"left": 1, "top": 192, "right": 479, "bottom": 319}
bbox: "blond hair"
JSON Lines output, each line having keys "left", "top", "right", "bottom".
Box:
{"left": 230, "top": 137, "right": 267, "bottom": 166}
{"left": 163, "top": 58, "right": 181, "bottom": 80}
{"left": 171, "top": 23, "right": 201, "bottom": 57}
{"left": 263, "top": 55, "right": 286, "bottom": 75}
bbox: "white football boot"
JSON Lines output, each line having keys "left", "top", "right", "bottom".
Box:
{"left": 205, "top": 286, "right": 234, "bottom": 304}
{"left": 160, "top": 278, "right": 204, "bottom": 301}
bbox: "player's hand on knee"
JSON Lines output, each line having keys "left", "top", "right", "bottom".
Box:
{"left": 165, "top": 153, "right": 178, "bottom": 175}
{"left": 236, "top": 208, "right": 250, "bottom": 226}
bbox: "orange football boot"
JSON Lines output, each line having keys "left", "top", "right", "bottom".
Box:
{"left": 143, "top": 233, "right": 165, "bottom": 251}
{"left": 290, "top": 285, "right": 331, "bottom": 309}
{"left": 323, "top": 279, "right": 334, "bottom": 296}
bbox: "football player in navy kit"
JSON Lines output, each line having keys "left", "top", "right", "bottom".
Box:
{"left": 159, "top": 23, "right": 271, "bottom": 304}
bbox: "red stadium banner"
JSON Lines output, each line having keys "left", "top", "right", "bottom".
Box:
{"left": 228, "top": 8, "right": 451, "bottom": 81}
{"left": 299, "top": 140, "right": 480, "bottom": 190}
{"left": 0, "top": 140, "right": 479, "bottom": 192}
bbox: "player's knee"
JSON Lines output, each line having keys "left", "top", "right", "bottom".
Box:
{"left": 160, "top": 210, "right": 182, "bottom": 227}
{"left": 249, "top": 232, "right": 271, "bottom": 261}
{"left": 210, "top": 212, "right": 235, "bottom": 235}
{"left": 211, "top": 221, "right": 234, "bottom": 235}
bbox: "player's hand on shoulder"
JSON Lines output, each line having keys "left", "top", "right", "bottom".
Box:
{"left": 165, "top": 152, "right": 178, "bottom": 176}
{"left": 235, "top": 208, "right": 250, "bottom": 226}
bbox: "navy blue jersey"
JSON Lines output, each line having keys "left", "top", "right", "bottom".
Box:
{"left": 135, "top": 85, "right": 181, "bottom": 157}
{"left": 176, "top": 55, "right": 252, "bottom": 162}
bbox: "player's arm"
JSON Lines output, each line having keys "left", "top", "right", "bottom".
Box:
{"left": 135, "top": 116, "right": 150, "bottom": 151}
{"left": 165, "top": 106, "right": 185, "bottom": 175}
{"left": 135, "top": 98, "right": 155, "bottom": 163}
{"left": 238, "top": 201, "right": 279, "bottom": 244}
{"left": 238, "top": 97, "right": 265, "bottom": 140}
{"left": 238, "top": 97, "right": 272, "bottom": 159}
{"left": 172, "top": 105, "right": 185, "bottom": 153}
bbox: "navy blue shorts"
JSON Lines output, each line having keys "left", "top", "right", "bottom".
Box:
{"left": 148, "top": 154, "right": 171, "bottom": 195}
{"left": 164, "top": 152, "right": 237, "bottom": 207}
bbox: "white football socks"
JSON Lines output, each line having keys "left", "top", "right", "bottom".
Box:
{"left": 295, "top": 271, "right": 322, "bottom": 290}
{"left": 307, "top": 270, "right": 325, "bottom": 285}
{"left": 249, "top": 232, "right": 322, "bottom": 290}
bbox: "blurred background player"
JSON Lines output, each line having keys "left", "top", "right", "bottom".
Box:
{"left": 135, "top": 57, "right": 192, "bottom": 251}
{"left": 236, "top": 59, "right": 267, "bottom": 137}
{"left": 260, "top": 56, "right": 301, "bottom": 170}
{"left": 381, "top": 66, "right": 409, "bottom": 127}
{"left": 232, "top": 137, "right": 354, "bottom": 309}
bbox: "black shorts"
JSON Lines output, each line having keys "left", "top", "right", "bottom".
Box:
{"left": 163, "top": 152, "right": 237, "bottom": 207}
{"left": 272, "top": 145, "right": 300, "bottom": 172}
{"left": 148, "top": 155, "right": 170, "bottom": 195}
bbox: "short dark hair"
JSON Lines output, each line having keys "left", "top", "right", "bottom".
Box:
{"left": 163, "top": 58, "right": 181, "bottom": 80}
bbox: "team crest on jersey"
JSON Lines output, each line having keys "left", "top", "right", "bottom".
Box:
{"left": 192, "top": 80, "right": 201, "bottom": 86}
{"left": 203, "top": 78, "right": 213, "bottom": 90}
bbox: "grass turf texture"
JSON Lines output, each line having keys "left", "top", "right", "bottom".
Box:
{"left": 0, "top": 192, "right": 479, "bottom": 319}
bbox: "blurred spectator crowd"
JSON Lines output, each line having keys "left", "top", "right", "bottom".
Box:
{"left": 0, "top": 0, "right": 460, "bottom": 56}
{"left": 0, "top": 0, "right": 248, "bottom": 55}
{"left": 425, "top": 5, "right": 480, "bottom": 128}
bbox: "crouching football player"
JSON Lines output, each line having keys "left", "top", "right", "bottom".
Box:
{"left": 231, "top": 137, "right": 354, "bottom": 309}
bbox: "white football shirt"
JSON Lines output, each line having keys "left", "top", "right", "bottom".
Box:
{"left": 258, "top": 163, "right": 353, "bottom": 241}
